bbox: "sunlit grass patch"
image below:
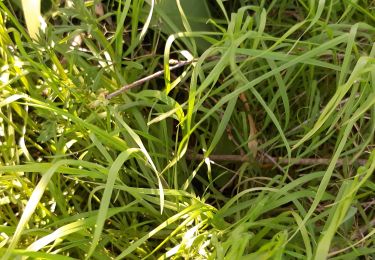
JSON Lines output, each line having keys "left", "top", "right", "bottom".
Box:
{"left": 0, "top": 0, "right": 374, "bottom": 259}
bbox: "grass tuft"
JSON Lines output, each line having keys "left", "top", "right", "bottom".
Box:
{"left": 0, "top": 0, "right": 374, "bottom": 259}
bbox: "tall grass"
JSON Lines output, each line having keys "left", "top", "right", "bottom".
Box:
{"left": 0, "top": 0, "right": 374, "bottom": 259}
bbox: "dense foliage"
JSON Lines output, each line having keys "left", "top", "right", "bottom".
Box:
{"left": 0, "top": 0, "right": 374, "bottom": 259}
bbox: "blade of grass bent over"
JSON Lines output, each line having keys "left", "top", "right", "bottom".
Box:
{"left": 21, "top": 0, "right": 41, "bottom": 40}
{"left": 288, "top": 120, "right": 356, "bottom": 247}
{"left": 113, "top": 109, "right": 166, "bottom": 214}
{"left": 293, "top": 56, "right": 370, "bottom": 149}
{"left": 314, "top": 150, "right": 375, "bottom": 259}
{"left": 2, "top": 160, "right": 102, "bottom": 260}
{"left": 86, "top": 149, "right": 139, "bottom": 259}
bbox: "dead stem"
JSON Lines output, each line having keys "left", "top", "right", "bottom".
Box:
{"left": 186, "top": 152, "right": 367, "bottom": 167}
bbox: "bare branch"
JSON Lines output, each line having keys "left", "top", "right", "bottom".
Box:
{"left": 186, "top": 153, "right": 368, "bottom": 167}
{"left": 105, "top": 54, "right": 249, "bottom": 99}
{"left": 105, "top": 60, "right": 193, "bottom": 99}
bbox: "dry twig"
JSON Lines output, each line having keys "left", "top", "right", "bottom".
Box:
{"left": 186, "top": 153, "right": 367, "bottom": 167}
{"left": 105, "top": 55, "right": 249, "bottom": 99}
{"left": 106, "top": 60, "right": 193, "bottom": 99}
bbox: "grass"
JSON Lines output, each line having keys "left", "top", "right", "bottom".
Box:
{"left": 0, "top": 0, "right": 374, "bottom": 259}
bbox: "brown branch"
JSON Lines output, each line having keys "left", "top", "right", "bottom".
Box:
{"left": 105, "top": 55, "right": 249, "bottom": 100}
{"left": 186, "top": 153, "right": 368, "bottom": 167}
{"left": 105, "top": 60, "right": 193, "bottom": 99}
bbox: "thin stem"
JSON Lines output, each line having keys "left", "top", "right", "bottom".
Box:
{"left": 106, "top": 60, "right": 193, "bottom": 99}
{"left": 186, "top": 153, "right": 367, "bottom": 167}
